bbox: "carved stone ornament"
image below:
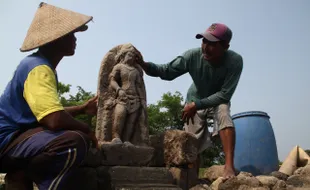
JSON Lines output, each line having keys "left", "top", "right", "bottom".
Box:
{"left": 95, "top": 43, "right": 149, "bottom": 147}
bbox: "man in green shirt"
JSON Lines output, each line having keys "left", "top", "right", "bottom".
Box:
{"left": 139, "top": 23, "right": 243, "bottom": 179}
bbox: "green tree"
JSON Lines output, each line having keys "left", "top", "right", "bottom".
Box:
{"left": 57, "top": 82, "right": 96, "bottom": 130}
{"left": 147, "top": 91, "right": 184, "bottom": 134}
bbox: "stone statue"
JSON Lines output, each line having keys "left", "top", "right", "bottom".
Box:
{"left": 96, "top": 43, "right": 149, "bottom": 146}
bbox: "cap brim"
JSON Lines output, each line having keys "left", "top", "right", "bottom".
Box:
{"left": 195, "top": 31, "right": 220, "bottom": 42}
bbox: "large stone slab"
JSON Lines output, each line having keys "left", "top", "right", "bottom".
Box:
{"left": 83, "top": 143, "right": 155, "bottom": 167}
{"left": 101, "top": 143, "right": 154, "bottom": 166}
{"left": 149, "top": 130, "right": 199, "bottom": 167}
{"left": 97, "top": 166, "right": 175, "bottom": 190}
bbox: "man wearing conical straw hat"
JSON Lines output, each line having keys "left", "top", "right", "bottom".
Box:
{"left": 0, "top": 2, "right": 98, "bottom": 189}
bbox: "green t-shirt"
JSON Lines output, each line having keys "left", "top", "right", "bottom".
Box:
{"left": 145, "top": 47, "right": 243, "bottom": 110}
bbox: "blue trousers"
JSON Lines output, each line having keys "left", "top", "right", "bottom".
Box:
{"left": 0, "top": 127, "right": 90, "bottom": 190}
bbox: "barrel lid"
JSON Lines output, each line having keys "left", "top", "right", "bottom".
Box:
{"left": 232, "top": 111, "right": 270, "bottom": 120}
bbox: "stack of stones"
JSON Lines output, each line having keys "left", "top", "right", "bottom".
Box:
{"left": 192, "top": 164, "right": 310, "bottom": 190}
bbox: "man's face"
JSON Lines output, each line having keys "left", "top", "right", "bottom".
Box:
{"left": 201, "top": 38, "right": 228, "bottom": 62}
{"left": 53, "top": 32, "right": 77, "bottom": 56}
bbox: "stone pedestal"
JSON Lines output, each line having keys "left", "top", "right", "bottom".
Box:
{"left": 97, "top": 166, "right": 180, "bottom": 190}
{"left": 63, "top": 166, "right": 181, "bottom": 190}
{"left": 82, "top": 144, "right": 155, "bottom": 167}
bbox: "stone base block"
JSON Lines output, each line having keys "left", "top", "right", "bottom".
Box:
{"left": 101, "top": 143, "right": 154, "bottom": 166}
{"left": 97, "top": 166, "right": 176, "bottom": 190}
{"left": 82, "top": 143, "right": 155, "bottom": 167}
{"left": 169, "top": 166, "right": 199, "bottom": 190}
{"left": 149, "top": 130, "right": 199, "bottom": 167}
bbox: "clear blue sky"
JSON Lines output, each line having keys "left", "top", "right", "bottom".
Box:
{"left": 0, "top": 0, "right": 309, "bottom": 161}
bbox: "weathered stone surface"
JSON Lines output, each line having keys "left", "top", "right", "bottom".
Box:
{"left": 293, "top": 165, "right": 310, "bottom": 176}
{"left": 169, "top": 167, "right": 199, "bottom": 190}
{"left": 286, "top": 175, "right": 310, "bottom": 188}
{"left": 217, "top": 172, "right": 262, "bottom": 190}
{"left": 273, "top": 180, "right": 287, "bottom": 190}
{"left": 164, "top": 130, "right": 199, "bottom": 166}
{"left": 210, "top": 177, "right": 224, "bottom": 190}
{"left": 96, "top": 43, "right": 149, "bottom": 146}
{"left": 149, "top": 130, "right": 199, "bottom": 167}
{"left": 270, "top": 171, "right": 289, "bottom": 181}
{"left": 256, "top": 175, "right": 279, "bottom": 188}
{"left": 238, "top": 185, "right": 269, "bottom": 190}
{"left": 100, "top": 143, "right": 154, "bottom": 166}
{"left": 237, "top": 172, "right": 261, "bottom": 187}
{"left": 294, "top": 167, "right": 304, "bottom": 175}
{"left": 203, "top": 165, "right": 224, "bottom": 182}
{"left": 149, "top": 134, "right": 165, "bottom": 167}
{"left": 63, "top": 167, "right": 98, "bottom": 190}
{"left": 97, "top": 166, "right": 175, "bottom": 188}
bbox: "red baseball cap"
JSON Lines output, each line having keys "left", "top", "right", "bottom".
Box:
{"left": 196, "top": 23, "right": 232, "bottom": 43}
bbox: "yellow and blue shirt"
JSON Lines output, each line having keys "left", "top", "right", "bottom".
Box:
{"left": 0, "top": 53, "right": 64, "bottom": 151}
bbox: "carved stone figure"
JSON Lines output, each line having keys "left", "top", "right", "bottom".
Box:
{"left": 96, "top": 43, "right": 149, "bottom": 146}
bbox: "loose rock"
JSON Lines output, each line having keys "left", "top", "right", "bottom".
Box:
{"left": 273, "top": 180, "right": 287, "bottom": 190}
{"left": 256, "top": 175, "right": 279, "bottom": 188}
{"left": 210, "top": 177, "right": 224, "bottom": 190}
{"left": 270, "top": 171, "right": 289, "bottom": 181}
{"left": 203, "top": 165, "right": 224, "bottom": 182}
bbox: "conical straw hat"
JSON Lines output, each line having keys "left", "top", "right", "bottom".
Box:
{"left": 20, "top": 2, "right": 93, "bottom": 52}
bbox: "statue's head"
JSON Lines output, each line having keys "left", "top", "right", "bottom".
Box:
{"left": 115, "top": 44, "right": 143, "bottom": 66}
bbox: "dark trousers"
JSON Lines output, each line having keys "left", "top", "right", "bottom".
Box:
{"left": 0, "top": 127, "right": 90, "bottom": 190}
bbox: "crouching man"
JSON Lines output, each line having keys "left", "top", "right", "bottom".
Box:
{"left": 0, "top": 3, "right": 98, "bottom": 190}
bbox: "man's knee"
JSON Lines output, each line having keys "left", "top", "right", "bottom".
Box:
{"left": 46, "top": 130, "right": 90, "bottom": 160}
{"left": 215, "top": 103, "right": 234, "bottom": 130}
{"left": 65, "top": 131, "right": 90, "bottom": 151}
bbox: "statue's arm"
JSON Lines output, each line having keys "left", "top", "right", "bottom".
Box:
{"left": 109, "top": 65, "right": 121, "bottom": 93}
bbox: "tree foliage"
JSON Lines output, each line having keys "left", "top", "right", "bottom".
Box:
{"left": 147, "top": 91, "right": 184, "bottom": 134}
{"left": 57, "top": 82, "right": 96, "bottom": 129}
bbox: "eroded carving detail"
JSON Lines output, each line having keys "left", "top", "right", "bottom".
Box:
{"left": 96, "top": 44, "right": 149, "bottom": 146}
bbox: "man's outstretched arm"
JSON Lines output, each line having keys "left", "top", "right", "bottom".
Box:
{"left": 139, "top": 49, "right": 194, "bottom": 81}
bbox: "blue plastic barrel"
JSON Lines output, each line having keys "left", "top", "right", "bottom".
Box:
{"left": 232, "top": 111, "right": 279, "bottom": 176}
